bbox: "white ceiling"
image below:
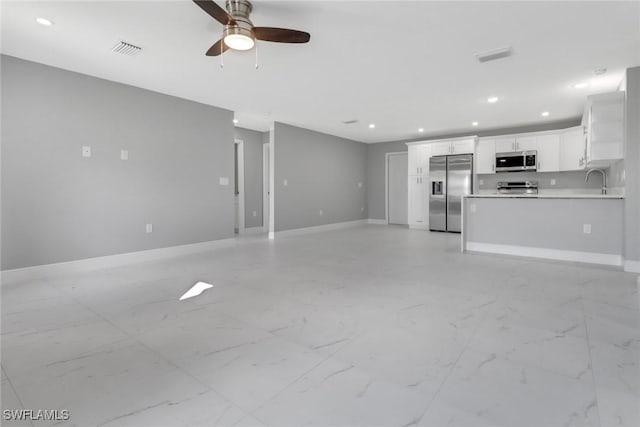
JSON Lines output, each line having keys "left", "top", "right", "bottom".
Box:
{"left": 2, "top": 1, "right": 639, "bottom": 143}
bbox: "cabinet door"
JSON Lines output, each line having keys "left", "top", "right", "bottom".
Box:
{"left": 515, "top": 136, "right": 538, "bottom": 152}
{"left": 429, "top": 142, "right": 451, "bottom": 156}
{"left": 560, "top": 127, "right": 586, "bottom": 171}
{"left": 408, "top": 176, "right": 426, "bottom": 226}
{"left": 475, "top": 139, "right": 495, "bottom": 174}
{"left": 451, "top": 139, "right": 474, "bottom": 154}
{"left": 408, "top": 146, "right": 422, "bottom": 176}
{"left": 536, "top": 134, "right": 560, "bottom": 172}
{"left": 417, "top": 145, "right": 431, "bottom": 175}
{"left": 495, "top": 137, "right": 516, "bottom": 153}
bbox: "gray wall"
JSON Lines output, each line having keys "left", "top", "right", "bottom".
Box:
{"left": 623, "top": 67, "right": 640, "bottom": 263}
{"left": 273, "top": 123, "right": 367, "bottom": 232}
{"left": 366, "top": 118, "right": 584, "bottom": 220}
{"left": 1, "top": 55, "right": 235, "bottom": 270}
{"left": 465, "top": 198, "right": 623, "bottom": 255}
{"left": 234, "top": 127, "right": 263, "bottom": 228}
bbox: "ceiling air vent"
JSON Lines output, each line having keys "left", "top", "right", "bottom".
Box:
{"left": 342, "top": 119, "right": 359, "bottom": 125}
{"left": 475, "top": 46, "right": 512, "bottom": 63}
{"left": 112, "top": 41, "right": 142, "bottom": 56}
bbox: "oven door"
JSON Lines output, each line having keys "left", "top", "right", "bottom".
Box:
{"left": 496, "top": 152, "right": 525, "bottom": 172}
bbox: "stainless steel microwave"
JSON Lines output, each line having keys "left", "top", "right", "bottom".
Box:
{"left": 495, "top": 151, "right": 537, "bottom": 172}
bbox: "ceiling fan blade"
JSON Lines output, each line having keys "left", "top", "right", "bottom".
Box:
{"left": 193, "top": 0, "right": 235, "bottom": 26}
{"left": 253, "top": 27, "right": 311, "bottom": 43}
{"left": 206, "top": 39, "right": 229, "bottom": 56}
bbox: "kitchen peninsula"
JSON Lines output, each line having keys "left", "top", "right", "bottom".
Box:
{"left": 461, "top": 193, "right": 624, "bottom": 266}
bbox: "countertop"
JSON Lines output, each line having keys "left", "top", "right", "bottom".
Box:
{"left": 466, "top": 193, "right": 624, "bottom": 199}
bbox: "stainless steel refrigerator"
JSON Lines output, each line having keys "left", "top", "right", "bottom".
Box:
{"left": 429, "top": 154, "right": 473, "bottom": 233}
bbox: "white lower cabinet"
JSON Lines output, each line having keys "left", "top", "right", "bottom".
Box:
{"left": 408, "top": 176, "right": 427, "bottom": 228}
{"left": 560, "top": 126, "right": 586, "bottom": 171}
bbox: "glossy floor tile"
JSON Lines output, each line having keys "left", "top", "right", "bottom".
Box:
{"left": 1, "top": 226, "right": 639, "bottom": 426}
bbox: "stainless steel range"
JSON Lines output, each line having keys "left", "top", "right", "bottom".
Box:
{"left": 497, "top": 181, "right": 539, "bottom": 194}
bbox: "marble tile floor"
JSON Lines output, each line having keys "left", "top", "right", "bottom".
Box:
{"left": 1, "top": 225, "right": 638, "bottom": 427}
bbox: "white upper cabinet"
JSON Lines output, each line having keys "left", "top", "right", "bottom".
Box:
{"left": 475, "top": 138, "right": 496, "bottom": 174}
{"left": 515, "top": 136, "right": 538, "bottom": 152}
{"left": 583, "top": 91, "right": 624, "bottom": 166}
{"left": 559, "top": 126, "right": 586, "bottom": 171}
{"left": 535, "top": 134, "right": 560, "bottom": 172}
{"left": 494, "top": 137, "right": 516, "bottom": 153}
{"left": 407, "top": 144, "right": 430, "bottom": 176}
{"left": 429, "top": 138, "right": 475, "bottom": 156}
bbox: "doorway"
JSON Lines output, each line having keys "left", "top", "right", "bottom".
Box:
{"left": 386, "top": 152, "right": 408, "bottom": 225}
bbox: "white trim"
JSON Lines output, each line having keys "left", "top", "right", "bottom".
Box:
{"left": 268, "top": 125, "right": 275, "bottom": 240}
{"left": 262, "top": 143, "right": 269, "bottom": 232}
{"left": 624, "top": 260, "right": 640, "bottom": 273}
{"left": 466, "top": 241, "right": 623, "bottom": 267}
{"left": 273, "top": 219, "right": 367, "bottom": 238}
{"left": 367, "top": 219, "right": 388, "bottom": 225}
{"left": 1, "top": 238, "right": 237, "bottom": 285}
{"left": 239, "top": 226, "right": 266, "bottom": 235}
{"left": 234, "top": 139, "right": 245, "bottom": 233}
{"left": 409, "top": 224, "right": 428, "bottom": 230}
{"left": 385, "top": 151, "right": 407, "bottom": 226}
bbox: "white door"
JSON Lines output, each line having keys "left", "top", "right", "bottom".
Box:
{"left": 388, "top": 153, "right": 408, "bottom": 225}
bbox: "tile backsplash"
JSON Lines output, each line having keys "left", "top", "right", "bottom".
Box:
{"left": 477, "top": 170, "right": 609, "bottom": 192}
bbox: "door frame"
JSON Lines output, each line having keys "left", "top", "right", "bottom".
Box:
{"left": 235, "top": 139, "right": 245, "bottom": 233}
{"left": 385, "top": 151, "right": 408, "bottom": 225}
{"left": 262, "top": 142, "right": 269, "bottom": 232}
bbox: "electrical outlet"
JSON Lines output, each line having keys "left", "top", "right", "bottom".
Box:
{"left": 319, "top": 209, "right": 323, "bottom": 216}
{"left": 120, "top": 149, "right": 129, "bottom": 160}
{"left": 550, "top": 179, "right": 556, "bottom": 186}
{"left": 361, "top": 207, "right": 365, "bottom": 212}
{"left": 146, "top": 223, "right": 153, "bottom": 233}
{"left": 470, "top": 204, "right": 477, "bottom": 213}
{"left": 283, "top": 179, "right": 288, "bottom": 186}
{"left": 479, "top": 179, "right": 484, "bottom": 186}
{"left": 252, "top": 211, "right": 257, "bottom": 217}
{"left": 357, "top": 182, "right": 363, "bottom": 188}
{"left": 82, "top": 146, "right": 91, "bottom": 158}
{"left": 583, "top": 224, "right": 592, "bottom": 234}
{"left": 219, "top": 177, "right": 229, "bottom": 186}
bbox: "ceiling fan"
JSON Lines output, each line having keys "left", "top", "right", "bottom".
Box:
{"left": 193, "top": 0, "right": 311, "bottom": 56}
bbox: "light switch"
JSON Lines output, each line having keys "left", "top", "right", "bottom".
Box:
{"left": 357, "top": 182, "right": 363, "bottom": 188}
{"left": 82, "top": 146, "right": 91, "bottom": 158}
{"left": 583, "top": 224, "right": 592, "bottom": 234}
{"left": 219, "top": 177, "right": 229, "bottom": 186}
{"left": 146, "top": 223, "right": 153, "bottom": 233}
{"left": 252, "top": 211, "right": 257, "bottom": 217}
{"left": 479, "top": 179, "right": 484, "bottom": 186}
{"left": 550, "top": 179, "right": 556, "bottom": 186}
{"left": 319, "top": 209, "right": 323, "bottom": 216}
{"left": 120, "top": 150, "right": 129, "bottom": 161}
{"left": 470, "top": 204, "right": 477, "bottom": 213}
{"left": 283, "top": 179, "right": 288, "bottom": 186}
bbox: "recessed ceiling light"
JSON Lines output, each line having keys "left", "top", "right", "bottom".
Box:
{"left": 368, "top": 123, "right": 376, "bottom": 129}
{"left": 487, "top": 96, "right": 499, "bottom": 103}
{"left": 541, "top": 111, "right": 550, "bottom": 117}
{"left": 472, "top": 121, "right": 479, "bottom": 126}
{"left": 418, "top": 128, "right": 424, "bottom": 133}
{"left": 36, "top": 17, "right": 53, "bottom": 26}
{"left": 573, "top": 82, "right": 588, "bottom": 89}
{"left": 233, "top": 119, "right": 238, "bottom": 124}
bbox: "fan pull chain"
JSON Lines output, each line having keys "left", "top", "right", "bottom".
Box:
{"left": 255, "top": 42, "right": 259, "bottom": 70}
{"left": 220, "top": 44, "right": 224, "bottom": 69}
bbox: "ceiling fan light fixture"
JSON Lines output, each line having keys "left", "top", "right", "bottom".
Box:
{"left": 223, "top": 24, "right": 255, "bottom": 51}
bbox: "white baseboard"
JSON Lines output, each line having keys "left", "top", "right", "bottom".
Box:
{"left": 367, "top": 219, "right": 388, "bottom": 225}
{"left": 239, "top": 226, "right": 267, "bottom": 235}
{"left": 409, "top": 225, "right": 428, "bottom": 230}
{"left": 274, "top": 219, "right": 367, "bottom": 238}
{"left": 624, "top": 260, "right": 640, "bottom": 273}
{"left": 466, "top": 241, "right": 623, "bottom": 267}
{"left": 1, "top": 238, "right": 237, "bottom": 285}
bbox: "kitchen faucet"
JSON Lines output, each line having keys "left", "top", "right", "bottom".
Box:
{"left": 585, "top": 168, "right": 607, "bottom": 195}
